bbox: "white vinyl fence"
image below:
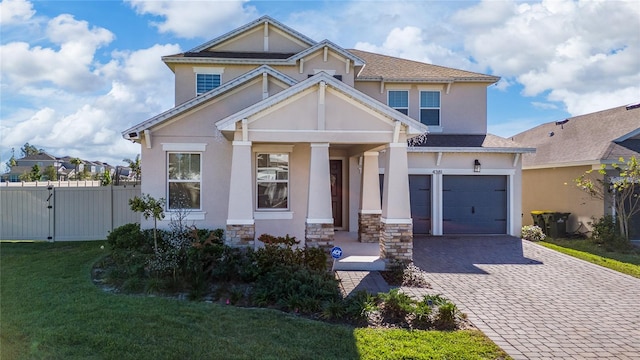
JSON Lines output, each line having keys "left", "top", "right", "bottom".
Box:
{"left": 0, "top": 185, "right": 141, "bottom": 241}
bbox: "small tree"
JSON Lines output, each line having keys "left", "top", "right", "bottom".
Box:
{"left": 576, "top": 156, "right": 640, "bottom": 241}
{"left": 43, "top": 165, "right": 58, "bottom": 181}
{"left": 129, "top": 194, "right": 165, "bottom": 252}
{"left": 123, "top": 155, "right": 141, "bottom": 184}
{"left": 101, "top": 169, "right": 112, "bottom": 186}
{"left": 70, "top": 158, "right": 82, "bottom": 180}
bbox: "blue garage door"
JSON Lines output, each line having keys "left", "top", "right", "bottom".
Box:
{"left": 443, "top": 175, "right": 507, "bottom": 234}
{"left": 409, "top": 175, "right": 431, "bottom": 234}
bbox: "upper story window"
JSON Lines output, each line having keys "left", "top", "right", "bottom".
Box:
{"left": 420, "top": 91, "right": 440, "bottom": 126}
{"left": 196, "top": 74, "right": 221, "bottom": 95}
{"left": 388, "top": 90, "right": 408, "bottom": 115}
{"left": 193, "top": 67, "right": 224, "bottom": 96}
{"left": 256, "top": 153, "right": 289, "bottom": 210}
{"left": 168, "top": 153, "right": 201, "bottom": 210}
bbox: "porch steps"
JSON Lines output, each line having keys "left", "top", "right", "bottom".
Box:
{"left": 333, "top": 255, "right": 386, "bottom": 271}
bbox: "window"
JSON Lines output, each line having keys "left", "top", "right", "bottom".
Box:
{"left": 388, "top": 90, "right": 408, "bottom": 115}
{"left": 196, "top": 73, "right": 221, "bottom": 95}
{"left": 420, "top": 91, "right": 440, "bottom": 126}
{"left": 256, "top": 153, "right": 289, "bottom": 210}
{"left": 168, "top": 153, "right": 201, "bottom": 209}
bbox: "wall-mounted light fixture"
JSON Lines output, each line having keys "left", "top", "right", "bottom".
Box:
{"left": 474, "top": 159, "right": 481, "bottom": 173}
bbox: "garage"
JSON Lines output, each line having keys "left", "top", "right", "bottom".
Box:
{"left": 442, "top": 175, "right": 507, "bottom": 234}
{"left": 409, "top": 175, "right": 431, "bottom": 234}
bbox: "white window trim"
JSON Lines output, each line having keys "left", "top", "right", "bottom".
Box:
{"left": 255, "top": 152, "right": 290, "bottom": 211}
{"left": 419, "top": 90, "right": 441, "bottom": 126}
{"left": 162, "top": 143, "right": 207, "bottom": 152}
{"left": 193, "top": 67, "right": 225, "bottom": 74}
{"left": 167, "top": 152, "right": 203, "bottom": 211}
{"left": 388, "top": 89, "right": 409, "bottom": 115}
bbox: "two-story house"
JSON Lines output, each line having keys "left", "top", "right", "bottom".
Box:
{"left": 123, "top": 16, "right": 532, "bottom": 263}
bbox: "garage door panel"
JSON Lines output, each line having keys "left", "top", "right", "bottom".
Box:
{"left": 443, "top": 175, "right": 507, "bottom": 234}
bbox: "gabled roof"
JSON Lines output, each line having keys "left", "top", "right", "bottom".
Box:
{"left": 289, "top": 40, "right": 365, "bottom": 66}
{"left": 215, "top": 72, "right": 428, "bottom": 135}
{"left": 188, "top": 16, "right": 316, "bottom": 53}
{"left": 122, "top": 65, "right": 298, "bottom": 138}
{"left": 408, "top": 134, "right": 534, "bottom": 154}
{"left": 349, "top": 49, "right": 500, "bottom": 83}
{"left": 18, "top": 152, "right": 57, "bottom": 161}
{"left": 512, "top": 103, "right": 640, "bottom": 168}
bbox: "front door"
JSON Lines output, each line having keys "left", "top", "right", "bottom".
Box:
{"left": 330, "top": 160, "right": 342, "bottom": 227}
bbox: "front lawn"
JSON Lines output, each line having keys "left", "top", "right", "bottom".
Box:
{"left": 539, "top": 239, "right": 640, "bottom": 278}
{"left": 0, "top": 242, "right": 509, "bottom": 360}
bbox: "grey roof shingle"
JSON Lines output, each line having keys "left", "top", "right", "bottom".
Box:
{"left": 348, "top": 49, "right": 500, "bottom": 83}
{"left": 512, "top": 103, "right": 640, "bottom": 168}
{"left": 410, "top": 134, "right": 533, "bottom": 153}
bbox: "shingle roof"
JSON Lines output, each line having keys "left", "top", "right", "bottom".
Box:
{"left": 512, "top": 103, "right": 640, "bottom": 168}
{"left": 348, "top": 49, "right": 500, "bottom": 83}
{"left": 19, "top": 152, "right": 57, "bottom": 161}
{"left": 409, "top": 134, "right": 533, "bottom": 153}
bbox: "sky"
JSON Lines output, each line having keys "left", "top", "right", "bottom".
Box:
{"left": 1, "top": 0, "right": 639, "bottom": 170}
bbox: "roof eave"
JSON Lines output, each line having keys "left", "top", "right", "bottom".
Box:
{"left": 409, "top": 147, "right": 536, "bottom": 154}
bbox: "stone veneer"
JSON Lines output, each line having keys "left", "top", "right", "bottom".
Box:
{"left": 305, "top": 222, "right": 335, "bottom": 251}
{"left": 380, "top": 222, "right": 413, "bottom": 262}
{"left": 358, "top": 213, "right": 380, "bottom": 243}
{"left": 225, "top": 224, "right": 255, "bottom": 247}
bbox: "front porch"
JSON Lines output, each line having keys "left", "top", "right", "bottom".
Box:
{"left": 332, "top": 231, "right": 386, "bottom": 271}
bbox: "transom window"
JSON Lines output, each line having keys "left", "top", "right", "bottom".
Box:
{"left": 388, "top": 90, "right": 409, "bottom": 115}
{"left": 196, "top": 73, "right": 221, "bottom": 95}
{"left": 420, "top": 91, "right": 441, "bottom": 126}
{"left": 256, "top": 153, "right": 289, "bottom": 210}
{"left": 168, "top": 153, "right": 201, "bottom": 209}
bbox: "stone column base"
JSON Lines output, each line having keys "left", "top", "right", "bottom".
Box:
{"left": 380, "top": 222, "right": 413, "bottom": 263}
{"left": 358, "top": 212, "right": 380, "bottom": 243}
{"left": 225, "top": 224, "right": 255, "bottom": 247}
{"left": 305, "top": 222, "right": 335, "bottom": 269}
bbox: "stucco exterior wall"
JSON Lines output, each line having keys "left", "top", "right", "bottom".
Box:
{"left": 354, "top": 81, "right": 488, "bottom": 135}
{"left": 522, "top": 166, "right": 603, "bottom": 235}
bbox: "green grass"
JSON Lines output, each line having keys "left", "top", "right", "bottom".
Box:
{"left": 539, "top": 239, "right": 640, "bottom": 278}
{"left": 1, "top": 241, "right": 509, "bottom": 360}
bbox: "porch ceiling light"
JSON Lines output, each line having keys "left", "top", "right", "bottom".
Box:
{"left": 474, "top": 159, "right": 481, "bottom": 173}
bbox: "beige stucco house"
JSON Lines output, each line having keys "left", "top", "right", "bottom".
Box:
{"left": 513, "top": 103, "right": 640, "bottom": 238}
{"left": 122, "top": 16, "right": 532, "bottom": 263}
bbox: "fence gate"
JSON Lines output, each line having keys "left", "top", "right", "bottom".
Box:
{"left": 0, "top": 185, "right": 141, "bottom": 241}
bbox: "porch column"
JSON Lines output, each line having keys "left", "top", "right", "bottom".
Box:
{"left": 380, "top": 143, "right": 413, "bottom": 263}
{"left": 359, "top": 151, "right": 381, "bottom": 243}
{"left": 225, "top": 141, "right": 255, "bottom": 247}
{"left": 305, "top": 143, "right": 334, "bottom": 253}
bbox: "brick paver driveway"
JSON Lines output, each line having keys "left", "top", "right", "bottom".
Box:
{"left": 413, "top": 236, "right": 640, "bottom": 360}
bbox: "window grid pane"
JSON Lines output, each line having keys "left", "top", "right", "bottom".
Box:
{"left": 388, "top": 91, "right": 408, "bottom": 107}
{"left": 196, "top": 74, "right": 221, "bottom": 94}
{"left": 420, "top": 91, "right": 440, "bottom": 107}
{"left": 168, "top": 153, "right": 201, "bottom": 210}
{"left": 257, "top": 153, "right": 289, "bottom": 210}
{"left": 420, "top": 91, "right": 441, "bottom": 126}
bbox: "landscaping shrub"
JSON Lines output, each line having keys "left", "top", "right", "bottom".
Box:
{"left": 107, "top": 223, "right": 148, "bottom": 251}
{"left": 521, "top": 225, "right": 546, "bottom": 241}
{"left": 590, "top": 215, "right": 633, "bottom": 252}
{"left": 343, "top": 290, "right": 377, "bottom": 323}
{"left": 378, "top": 288, "right": 414, "bottom": 322}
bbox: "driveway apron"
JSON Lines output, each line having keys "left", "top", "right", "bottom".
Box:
{"left": 413, "top": 236, "right": 640, "bottom": 360}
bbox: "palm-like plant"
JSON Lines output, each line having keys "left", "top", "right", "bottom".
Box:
{"left": 123, "top": 154, "right": 141, "bottom": 184}
{"left": 70, "top": 158, "right": 82, "bottom": 181}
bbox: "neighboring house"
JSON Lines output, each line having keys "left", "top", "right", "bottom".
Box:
{"left": 122, "top": 16, "right": 532, "bottom": 262}
{"left": 2, "top": 152, "right": 62, "bottom": 181}
{"left": 512, "top": 103, "right": 640, "bottom": 239}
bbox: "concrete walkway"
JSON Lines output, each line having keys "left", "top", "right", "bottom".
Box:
{"left": 337, "top": 236, "right": 640, "bottom": 360}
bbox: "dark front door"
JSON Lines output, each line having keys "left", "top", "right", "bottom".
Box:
{"left": 330, "top": 160, "right": 342, "bottom": 227}
{"left": 443, "top": 175, "right": 507, "bottom": 234}
{"left": 409, "top": 175, "right": 431, "bottom": 234}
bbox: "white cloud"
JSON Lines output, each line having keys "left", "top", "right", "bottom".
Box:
{"left": 453, "top": 0, "right": 640, "bottom": 115}
{"left": 0, "top": 0, "right": 35, "bottom": 25}
{"left": 0, "top": 14, "right": 114, "bottom": 92}
{"left": 127, "top": 0, "right": 258, "bottom": 39}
